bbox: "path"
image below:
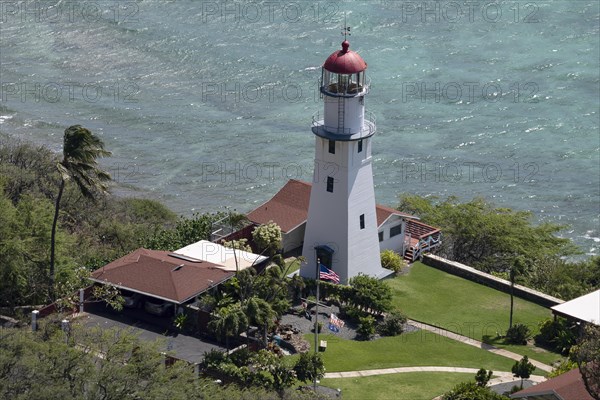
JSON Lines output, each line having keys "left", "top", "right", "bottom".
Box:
{"left": 324, "top": 366, "right": 546, "bottom": 383}
{"left": 409, "top": 320, "right": 553, "bottom": 372}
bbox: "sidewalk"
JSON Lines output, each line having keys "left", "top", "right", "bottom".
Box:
{"left": 409, "top": 320, "right": 553, "bottom": 372}
{"left": 324, "top": 366, "right": 546, "bottom": 381}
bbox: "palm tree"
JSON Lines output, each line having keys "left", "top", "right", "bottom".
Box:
{"left": 50, "top": 125, "right": 111, "bottom": 299}
{"left": 509, "top": 256, "right": 526, "bottom": 329}
{"left": 244, "top": 296, "right": 276, "bottom": 347}
{"left": 208, "top": 303, "right": 248, "bottom": 352}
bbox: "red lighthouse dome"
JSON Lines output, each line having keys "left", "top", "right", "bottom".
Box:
{"left": 323, "top": 40, "right": 367, "bottom": 74}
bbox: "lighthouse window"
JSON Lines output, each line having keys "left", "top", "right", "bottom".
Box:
{"left": 378, "top": 231, "right": 384, "bottom": 242}
{"left": 326, "top": 176, "right": 334, "bottom": 193}
{"left": 359, "top": 214, "right": 365, "bottom": 230}
{"left": 328, "top": 140, "right": 335, "bottom": 154}
{"left": 358, "top": 140, "right": 363, "bottom": 153}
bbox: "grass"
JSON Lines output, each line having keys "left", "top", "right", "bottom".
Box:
{"left": 387, "top": 262, "right": 564, "bottom": 366}
{"left": 304, "top": 331, "right": 517, "bottom": 373}
{"left": 321, "top": 372, "right": 470, "bottom": 400}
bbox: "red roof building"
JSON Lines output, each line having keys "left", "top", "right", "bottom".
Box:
{"left": 246, "top": 179, "right": 441, "bottom": 262}
{"left": 91, "top": 248, "right": 235, "bottom": 304}
{"left": 510, "top": 368, "right": 594, "bottom": 400}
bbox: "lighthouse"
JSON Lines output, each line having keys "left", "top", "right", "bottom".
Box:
{"left": 300, "top": 40, "right": 386, "bottom": 284}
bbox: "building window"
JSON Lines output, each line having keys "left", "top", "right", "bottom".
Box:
{"left": 390, "top": 224, "right": 402, "bottom": 238}
{"left": 326, "top": 176, "right": 334, "bottom": 193}
{"left": 329, "top": 140, "right": 335, "bottom": 154}
{"left": 359, "top": 214, "right": 365, "bottom": 229}
{"left": 378, "top": 231, "right": 384, "bottom": 242}
{"left": 358, "top": 140, "right": 363, "bottom": 153}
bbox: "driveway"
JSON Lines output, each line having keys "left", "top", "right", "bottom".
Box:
{"left": 79, "top": 303, "right": 225, "bottom": 364}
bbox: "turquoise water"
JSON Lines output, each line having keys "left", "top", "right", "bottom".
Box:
{"left": 1, "top": 1, "right": 598, "bottom": 255}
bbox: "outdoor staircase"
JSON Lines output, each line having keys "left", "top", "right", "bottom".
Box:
{"left": 403, "top": 219, "right": 442, "bottom": 262}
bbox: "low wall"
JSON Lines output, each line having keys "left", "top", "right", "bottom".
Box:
{"left": 422, "top": 254, "right": 564, "bottom": 308}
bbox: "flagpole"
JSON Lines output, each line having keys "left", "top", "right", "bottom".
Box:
{"left": 314, "top": 256, "right": 320, "bottom": 391}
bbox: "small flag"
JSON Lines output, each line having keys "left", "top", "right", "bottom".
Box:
{"left": 328, "top": 323, "right": 339, "bottom": 333}
{"left": 319, "top": 264, "right": 340, "bottom": 284}
{"left": 329, "top": 313, "right": 345, "bottom": 328}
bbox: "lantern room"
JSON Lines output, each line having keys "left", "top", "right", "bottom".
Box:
{"left": 321, "top": 40, "right": 369, "bottom": 97}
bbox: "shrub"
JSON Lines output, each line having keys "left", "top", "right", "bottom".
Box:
{"left": 357, "top": 315, "right": 376, "bottom": 340}
{"left": 505, "top": 323, "right": 531, "bottom": 345}
{"left": 380, "top": 249, "right": 406, "bottom": 273}
{"left": 200, "top": 349, "right": 228, "bottom": 370}
{"left": 377, "top": 311, "right": 407, "bottom": 337}
{"left": 342, "top": 304, "right": 367, "bottom": 322}
{"left": 443, "top": 381, "right": 509, "bottom": 400}
{"left": 535, "top": 318, "right": 576, "bottom": 354}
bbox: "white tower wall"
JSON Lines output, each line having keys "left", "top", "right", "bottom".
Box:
{"left": 301, "top": 41, "right": 385, "bottom": 284}
{"left": 323, "top": 96, "right": 365, "bottom": 134}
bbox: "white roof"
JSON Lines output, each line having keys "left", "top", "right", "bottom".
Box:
{"left": 174, "top": 240, "right": 267, "bottom": 272}
{"left": 551, "top": 289, "right": 600, "bottom": 326}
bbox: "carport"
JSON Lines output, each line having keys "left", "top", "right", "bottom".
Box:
{"left": 90, "top": 248, "right": 236, "bottom": 313}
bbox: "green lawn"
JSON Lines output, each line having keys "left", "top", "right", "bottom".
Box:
{"left": 305, "top": 331, "right": 516, "bottom": 373}
{"left": 321, "top": 372, "right": 469, "bottom": 400}
{"left": 387, "top": 262, "right": 563, "bottom": 365}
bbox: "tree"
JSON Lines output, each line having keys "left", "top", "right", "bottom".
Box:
{"left": 572, "top": 324, "right": 600, "bottom": 400}
{"left": 512, "top": 355, "right": 536, "bottom": 389}
{"left": 252, "top": 221, "right": 282, "bottom": 256}
{"left": 475, "top": 368, "right": 493, "bottom": 387}
{"left": 396, "top": 195, "right": 576, "bottom": 273}
{"left": 508, "top": 257, "right": 526, "bottom": 329}
{"left": 294, "top": 352, "right": 325, "bottom": 384}
{"left": 208, "top": 303, "right": 249, "bottom": 352}
{"left": 244, "top": 296, "right": 276, "bottom": 346}
{"left": 380, "top": 249, "right": 406, "bottom": 273}
{"left": 50, "top": 125, "right": 111, "bottom": 299}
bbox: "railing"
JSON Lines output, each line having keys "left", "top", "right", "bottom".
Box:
{"left": 311, "top": 111, "right": 377, "bottom": 139}
{"left": 411, "top": 232, "right": 442, "bottom": 261}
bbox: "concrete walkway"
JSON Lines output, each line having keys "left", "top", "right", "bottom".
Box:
{"left": 409, "top": 320, "right": 553, "bottom": 372}
{"left": 325, "top": 366, "right": 546, "bottom": 382}
{"left": 323, "top": 319, "right": 553, "bottom": 382}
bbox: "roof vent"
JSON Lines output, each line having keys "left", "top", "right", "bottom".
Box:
{"left": 172, "top": 264, "right": 184, "bottom": 272}
{"left": 168, "top": 253, "right": 203, "bottom": 263}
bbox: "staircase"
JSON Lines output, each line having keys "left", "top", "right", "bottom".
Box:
{"left": 403, "top": 219, "right": 442, "bottom": 262}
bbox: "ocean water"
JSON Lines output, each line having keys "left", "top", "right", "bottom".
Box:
{"left": 1, "top": 0, "right": 598, "bottom": 255}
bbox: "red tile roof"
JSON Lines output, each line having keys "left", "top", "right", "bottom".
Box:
{"left": 247, "top": 179, "right": 415, "bottom": 233}
{"left": 511, "top": 368, "right": 594, "bottom": 400}
{"left": 91, "top": 248, "right": 234, "bottom": 304}
{"left": 247, "top": 179, "right": 312, "bottom": 233}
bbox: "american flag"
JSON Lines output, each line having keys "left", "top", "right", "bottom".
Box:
{"left": 319, "top": 264, "right": 340, "bottom": 284}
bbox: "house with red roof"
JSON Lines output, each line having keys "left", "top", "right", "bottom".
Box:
{"left": 245, "top": 179, "right": 441, "bottom": 263}
{"left": 90, "top": 248, "right": 236, "bottom": 311}
{"left": 510, "top": 367, "right": 595, "bottom": 400}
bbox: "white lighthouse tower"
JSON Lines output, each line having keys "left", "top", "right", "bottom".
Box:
{"left": 300, "top": 40, "right": 386, "bottom": 284}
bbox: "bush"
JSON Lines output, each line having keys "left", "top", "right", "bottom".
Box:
{"left": 535, "top": 318, "right": 576, "bottom": 354}
{"left": 505, "top": 323, "right": 531, "bottom": 345}
{"left": 381, "top": 250, "right": 405, "bottom": 273}
{"left": 357, "top": 315, "right": 376, "bottom": 340}
{"left": 377, "top": 311, "right": 407, "bottom": 337}
{"left": 342, "top": 304, "right": 367, "bottom": 322}
{"left": 443, "top": 381, "right": 509, "bottom": 400}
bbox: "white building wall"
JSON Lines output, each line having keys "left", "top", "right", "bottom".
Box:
{"left": 301, "top": 135, "right": 386, "bottom": 284}
{"left": 378, "top": 217, "right": 405, "bottom": 253}
{"left": 282, "top": 224, "right": 305, "bottom": 253}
